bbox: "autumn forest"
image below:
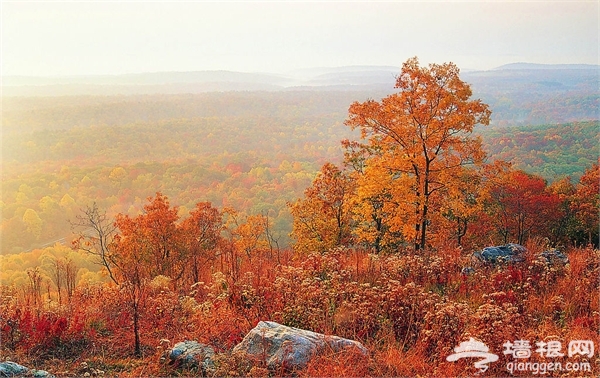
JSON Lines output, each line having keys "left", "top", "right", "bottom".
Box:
{"left": 1, "top": 59, "right": 598, "bottom": 376}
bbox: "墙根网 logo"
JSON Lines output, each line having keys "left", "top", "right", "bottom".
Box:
{"left": 446, "top": 338, "right": 499, "bottom": 373}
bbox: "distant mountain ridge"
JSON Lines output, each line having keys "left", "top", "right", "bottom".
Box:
{"left": 494, "top": 63, "right": 599, "bottom": 70}
{"left": 2, "top": 70, "right": 289, "bottom": 87}
{"left": 5, "top": 62, "right": 597, "bottom": 87}
{"left": 2, "top": 64, "right": 598, "bottom": 126}
{"left": 3, "top": 63, "right": 598, "bottom": 95}
{"left": 1, "top": 67, "right": 401, "bottom": 95}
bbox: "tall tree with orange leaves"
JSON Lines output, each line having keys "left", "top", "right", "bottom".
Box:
{"left": 181, "top": 202, "right": 224, "bottom": 285}
{"left": 438, "top": 167, "right": 485, "bottom": 247}
{"left": 115, "top": 193, "right": 185, "bottom": 282}
{"left": 572, "top": 162, "right": 599, "bottom": 246}
{"left": 113, "top": 192, "right": 184, "bottom": 356}
{"left": 345, "top": 57, "right": 491, "bottom": 250}
{"left": 289, "top": 163, "right": 355, "bottom": 254}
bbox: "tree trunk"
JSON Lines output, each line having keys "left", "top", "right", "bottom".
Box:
{"left": 133, "top": 298, "right": 141, "bottom": 357}
{"left": 419, "top": 204, "right": 428, "bottom": 251}
{"left": 414, "top": 200, "right": 421, "bottom": 250}
{"left": 418, "top": 173, "right": 431, "bottom": 251}
{"left": 456, "top": 218, "right": 467, "bottom": 247}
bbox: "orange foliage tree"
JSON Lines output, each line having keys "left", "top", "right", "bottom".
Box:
{"left": 71, "top": 193, "right": 230, "bottom": 356}
{"left": 115, "top": 193, "right": 186, "bottom": 283}
{"left": 112, "top": 193, "right": 185, "bottom": 356}
{"left": 572, "top": 162, "right": 599, "bottom": 246}
{"left": 180, "top": 202, "right": 224, "bottom": 285}
{"left": 437, "top": 167, "right": 485, "bottom": 247}
{"left": 289, "top": 163, "right": 355, "bottom": 254}
{"left": 344, "top": 57, "right": 491, "bottom": 251}
{"left": 546, "top": 176, "right": 578, "bottom": 246}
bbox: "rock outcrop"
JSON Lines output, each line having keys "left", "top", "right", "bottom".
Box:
{"left": 232, "top": 321, "right": 367, "bottom": 370}
{"left": 540, "top": 248, "right": 569, "bottom": 265}
{"left": 472, "top": 243, "right": 570, "bottom": 267}
{"left": 165, "top": 340, "right": 215, "bottom": 373}
{"left": 0, "top": 362, "right": 53, "bottom": 378}
{"left": 473, "top": 243, "right": 526, "bottom": 264}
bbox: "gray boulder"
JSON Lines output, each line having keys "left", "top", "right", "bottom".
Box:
{"left": 540, "top": 249, "right": 569, "bottom": 265}
{"left": 28, "top": 371, "right": 52, "bottom": 378}
{"left": 232, "top": 321, "right": 368, "bottom": 370}
{"left": 0, "top": 362, "right": 27, "bottom": 377}
{"left": 165, "top": 341, "right": 215, "bottom": 373}
{"left": 0, "top": 362, "right": 53, "bottom": 378}
{"left": 474, "top": 243, "right": 526, "bottom": 264}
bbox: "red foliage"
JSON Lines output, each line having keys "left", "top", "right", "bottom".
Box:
{"left": 487, "top": 169, "right": 563, "bottom": 244}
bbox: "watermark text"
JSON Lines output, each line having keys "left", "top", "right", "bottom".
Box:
{"left": 506, "top": 361, "right": 592, "bottom": 375}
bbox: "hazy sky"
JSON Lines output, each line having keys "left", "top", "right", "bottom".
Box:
{"left": 2, "top": 1, "right": 598, "bottom": 76}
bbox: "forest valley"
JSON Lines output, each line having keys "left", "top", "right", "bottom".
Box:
{"left": 0, "top": 58, "right": 598, "bottom": 377}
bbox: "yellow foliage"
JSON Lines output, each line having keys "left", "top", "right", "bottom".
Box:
{"left": 344, "top": 57, "right": 491, "bottom": 250}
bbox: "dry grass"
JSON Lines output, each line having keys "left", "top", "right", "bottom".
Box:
{"left": 1, "top": 246, "right": 598, "bottom": 377}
